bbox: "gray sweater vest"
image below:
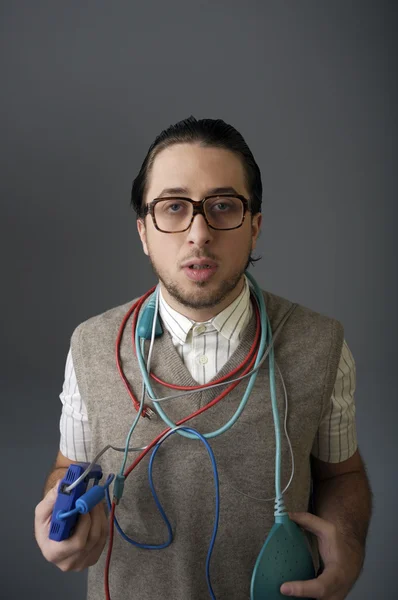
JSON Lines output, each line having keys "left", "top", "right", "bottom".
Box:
{"left": 71, "top": 288, "right": 344, "bottom": 600}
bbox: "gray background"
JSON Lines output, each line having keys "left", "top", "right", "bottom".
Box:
{"left": 1, "top": 1, "right": 396, "bottom": 598}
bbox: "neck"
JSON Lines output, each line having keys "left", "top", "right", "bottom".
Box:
{"left": 160, "top": 277, "right": 246, "bottom": 322}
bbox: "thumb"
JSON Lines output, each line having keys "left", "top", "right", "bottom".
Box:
{"left": 281, "top": 564, "right": 340, "bottom": 598}
{"left": 35, "top": 480, "right": 62, "bottom": 524}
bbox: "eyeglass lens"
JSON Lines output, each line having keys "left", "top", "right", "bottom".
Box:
{"left": 154, "top": 197, "right": 244, "bottom": 231}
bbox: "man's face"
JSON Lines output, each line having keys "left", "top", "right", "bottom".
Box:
{"left": 137, "top": 143, "right": 261, "bottom": 319}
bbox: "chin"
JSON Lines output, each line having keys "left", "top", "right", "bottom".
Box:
{"left": 169, "top": 275, "right": 240, "bottom": 311}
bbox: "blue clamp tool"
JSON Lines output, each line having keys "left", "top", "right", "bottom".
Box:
{"left": 49, "top": 462, "right": 109, "bottom": 542}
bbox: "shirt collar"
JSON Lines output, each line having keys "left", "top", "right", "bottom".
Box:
{"left": 158, "top": 275, "right": 251, "bottom": 345}
{"left": 211, "top": 276, "right": 250, "bottom": 342}
{"left": 158, "top": 290, "right": 194, "bottom": 345}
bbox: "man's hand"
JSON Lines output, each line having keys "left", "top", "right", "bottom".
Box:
{"left": 280, "top": 512, "right": 363, "bottom": 599}
{"left": 34, "top": 481, "right": 108, "bottom": 572}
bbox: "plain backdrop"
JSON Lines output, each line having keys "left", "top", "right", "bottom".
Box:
{"left": 1, "top": 1, "right": 397, "bottom": 598}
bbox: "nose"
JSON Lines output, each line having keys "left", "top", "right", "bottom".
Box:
{"left": 186, "top": 213, "right": 213, "bottom": 247}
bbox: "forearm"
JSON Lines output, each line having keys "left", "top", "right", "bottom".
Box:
{"left": 312, "top": 469, "right": 372, "bottom": 564}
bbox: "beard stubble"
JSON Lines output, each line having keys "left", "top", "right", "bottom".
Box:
{"left": 146, "top": 246, "right": 252, "bottom": 311}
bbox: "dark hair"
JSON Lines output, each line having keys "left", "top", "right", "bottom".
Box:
{"left": 131, "top": 116, "right": 262, "bottom": 266}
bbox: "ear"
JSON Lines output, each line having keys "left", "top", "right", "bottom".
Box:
{"left": 251, "top": 213, "right": 262, "bottom": 250}
{"left": 137, "top": 219, "right": 149, "bottom": 256}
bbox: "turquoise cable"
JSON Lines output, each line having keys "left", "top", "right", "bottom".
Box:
{"left": 135, "top": 273, "right": 267, "bottom": 440}
{"left": 266, "top": 312, "right": 284, "bottom": 512}
{"left": 246, "top": 273, "right": 284, "bottom": 513}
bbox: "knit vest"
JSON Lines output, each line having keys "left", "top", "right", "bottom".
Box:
{"left": 71, "top": 288, "right": 344, "bottom": 600}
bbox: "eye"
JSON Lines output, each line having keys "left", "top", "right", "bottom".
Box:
{"left": 169, "top": 203, "right": 183, "bottom": 212}
{"left": 213, "top": 202, "right": 230, "bottom": 211}
{"left": 207, "top": 197, "right": 235, "bottom": 212}
{"left": 158, "top": 199, "right": 189, "bottom": 214}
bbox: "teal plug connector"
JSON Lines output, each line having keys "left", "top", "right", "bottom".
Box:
{"left": 113, "top": 474, "right": 125, "bottom": 504}
{"left": 137, "top": 295, "right": 163, "bottom": 340}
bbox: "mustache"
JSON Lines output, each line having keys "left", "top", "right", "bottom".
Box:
{"left": 179, "top": 251, "right": 219, "bottom": 266}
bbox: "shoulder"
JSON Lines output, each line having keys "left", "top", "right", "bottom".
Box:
{"left": 71, "top": 298, "right": 139, "bottom": 347}
{"left": 262, "top": 287, "right": 344, "bottom": 330}
{"left": 261, "top": 288, "right": 344, "bottom": 351}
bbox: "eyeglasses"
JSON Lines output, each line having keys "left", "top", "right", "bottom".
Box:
{"left": 143, "top": 195, "right": 251, "bottom": 233}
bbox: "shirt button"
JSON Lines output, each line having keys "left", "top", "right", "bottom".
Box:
{"left": 199, "top": 355, "right": 208, "bottom": 365}
{"left": 194, "top": 325, "right": 206, "bottom": 335}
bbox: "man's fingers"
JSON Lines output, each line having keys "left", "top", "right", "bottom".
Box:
{"left": 280, "top": 567, "right": 339, "bottom": 598}
{"left": 66, "top": 512, "right": 92, "bottom": 552}
{"left": 280, "top": 578, "right": 320, "bottom": 598}
{"left": 71, "top": 505, "right": 109, "bottom": 570}
{"left": 289, "top": 511, "right": 336, "bottom": 538}
{"left": 86, "top": 503, "right": 107, "bottom": 552}
{"left": 36, "top": 513, "right": 91, "bottom": 565}
{"left": 34, "top": 482, "right": 61, "bottom": 524}
{"left": 34, "top": 482, "right": 63, "bottom": 548}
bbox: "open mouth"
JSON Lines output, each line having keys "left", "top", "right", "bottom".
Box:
{"left": 188, "top": 264, "right": 212, "bottom": 270}
{"left": 183, "top": 262, "right": 217, "bottom": 281}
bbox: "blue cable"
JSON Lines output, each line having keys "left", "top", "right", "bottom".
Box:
{"left": 149, "top": 428, "right": 219, "bottom": 600}
{"left": 105, "top": 484, "right": 173, "bottom": 550}
{"left": 106, "top": 427, "right": 220, "bottom": 599}
{"left": 57, "top": 507, "right": 79, "bottom": 520}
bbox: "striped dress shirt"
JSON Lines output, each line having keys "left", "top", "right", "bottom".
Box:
{"left": 59, "top": 277, "right": 357, "bottom": 464}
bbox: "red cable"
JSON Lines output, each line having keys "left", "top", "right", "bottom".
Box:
{"left": 104, "top": 501, "right": 116, "bottom": 600}
{"left": 115, "top": 287, "right": 155, "bottom": 415}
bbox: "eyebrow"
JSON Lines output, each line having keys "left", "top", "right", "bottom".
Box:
{"left": 157, "top": 186, "right": 240, "bottom": 197}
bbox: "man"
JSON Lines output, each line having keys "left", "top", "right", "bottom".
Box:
{"left": 35, "top": 116, "right": 372, "bottom": 599}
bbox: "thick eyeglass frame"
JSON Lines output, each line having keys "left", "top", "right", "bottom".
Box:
{"left": 143, "top": 194, "right": 251, "bottom": 233}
